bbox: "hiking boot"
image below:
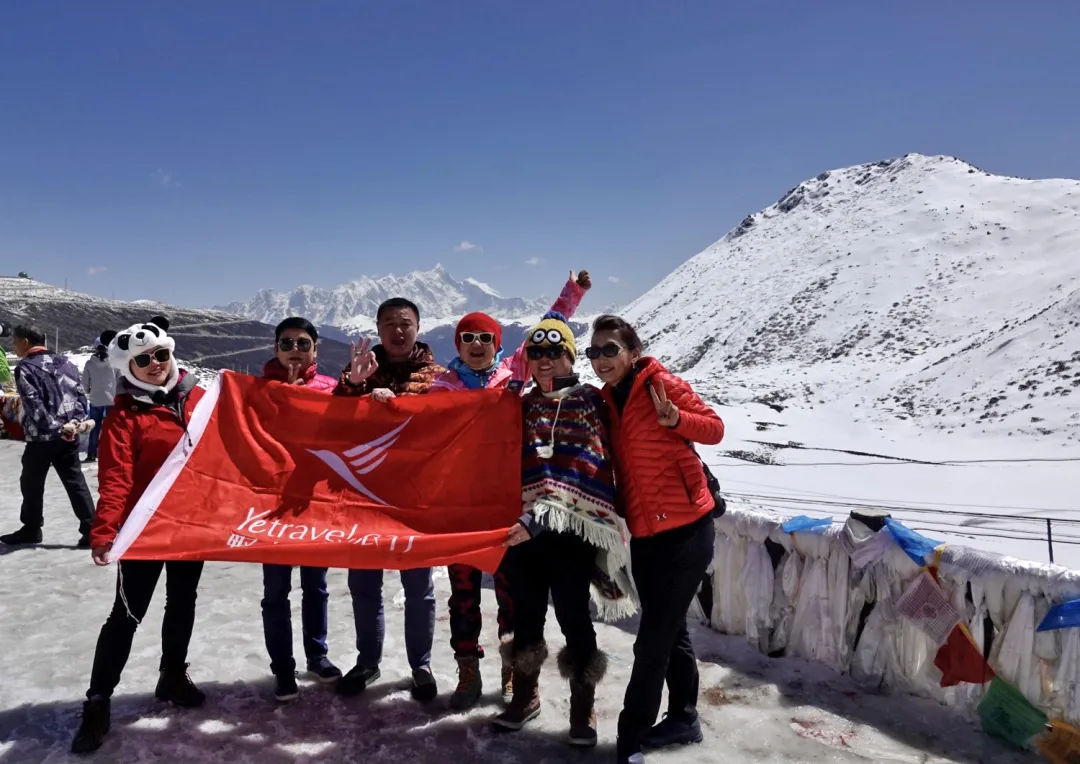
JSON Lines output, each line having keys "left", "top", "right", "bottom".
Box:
{"left": 501, "top": 664, "right": 514, "bottom": 704}
{"left": 449, "top": 656, "right": 483, "bottom": 710}
{"left": 0, "top": 526, "right": 42, "bottom": 546}
{"left": 558, "top": 647, "right": 607, "bottom": 748}
{"left": 84, "top": 454, "right": 97, "bottom": 463}
{"left": 500, "top": 640, "right": 514, "bottom": 703}
{"left": 492, "top": 642, "right": 546, "bottom": 731}
{"left": 336, "top": 665, "right": 380, "bottom": 697}
{"left": 641, "top": 713, "right": 703, "bottom": 749}
{"left": 274, "top": 672, "right": 299, "bottom": 702}
{"left": 71, "top": 697, "right": 110, "bottom": 755}
{"left": 77, "top": 533, "right": 91, "bottom": 550}
{"left": 154, "top": 665, "right": 206, "bottom": 708}
{"left": 306, "top": 657, "right": 342, "bottom": 684}
{"left": 411, "top": 667, "right": 438, "bottom": 703}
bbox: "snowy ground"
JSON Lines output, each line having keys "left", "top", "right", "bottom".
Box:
{"left": 0, "top": 441, "right": 1040, "bottom": 763}
{"left": 703, "top": 399, "right": 1080, "bottom": 570}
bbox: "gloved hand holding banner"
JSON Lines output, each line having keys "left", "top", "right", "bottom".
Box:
{"left": 110, "top": 371, "right": 523, "bottom": 573}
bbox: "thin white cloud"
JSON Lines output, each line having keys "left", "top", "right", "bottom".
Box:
{"left": 151, "top": 169, "right": 181, "bottom": 189}
{"left": 87, "top": 266, "right": 107, "bottom": 276}
{"left": 607, "top": 276, "right": 620, "bottom": 283}
{"left": 524, "top": 256, "right": 544, "bottom": 266}
{"left": 454, "top": 241, "right": 481, "bottom": 252}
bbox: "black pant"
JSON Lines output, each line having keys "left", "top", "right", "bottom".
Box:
{"left": 508, "top": 531, "right": 597, "bottom": 668}
{"left": 20, "top": 440, "right": 94, "bottom": 531}
{"left": 87, "top": 559, "right": 204, "bottom": 699}
{"left": 618, "top": 513, "right": 715, "bottom": 746}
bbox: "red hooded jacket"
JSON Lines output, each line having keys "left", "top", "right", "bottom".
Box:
{"left": 599, "top": 357, "right": 724, "bottom": 538}
{"left": 90, "top": 373, "right": 204, "bottom": 549}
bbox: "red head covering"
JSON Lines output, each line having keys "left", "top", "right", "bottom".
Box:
{"left": 455, "top": 312, "right": 502, "bottom": 350}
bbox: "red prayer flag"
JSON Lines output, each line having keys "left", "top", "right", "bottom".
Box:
{"left": 935, "top": 623, "right": 995, "bottom": 687}
{"left": 111, "top": 371, "right": 523, "bottom": 573}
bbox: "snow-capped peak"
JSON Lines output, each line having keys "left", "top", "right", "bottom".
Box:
{"left": 463, "top": 277, "right": 502, "bottom": 298}
{"left": 216, "top": 265, "right": 549, "bottom": 334}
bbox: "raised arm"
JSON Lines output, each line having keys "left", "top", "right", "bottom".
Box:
{"left": 506, "top": 270, "right": 591, "bottom": 385}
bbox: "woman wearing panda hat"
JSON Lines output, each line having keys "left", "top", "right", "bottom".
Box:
{"left": 71, "top": 316, "right": 208, "bottom": 756}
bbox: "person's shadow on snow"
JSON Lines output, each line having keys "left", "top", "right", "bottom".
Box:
{"left": 0, "top": 542, "right": 82, "bottom": 557}
{"left": 0, "top": 678, "right": 615, "bottom": 764}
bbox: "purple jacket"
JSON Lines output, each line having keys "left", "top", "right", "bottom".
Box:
{"left": 14, "top": 350, "right": 89, "bottom": 442}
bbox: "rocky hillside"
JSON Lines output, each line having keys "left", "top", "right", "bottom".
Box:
{"left": 0, "top": 278, "right": 352, "bottom": 376}
{"left": 618, "top": 153, "right": 1080, "bottom": 443}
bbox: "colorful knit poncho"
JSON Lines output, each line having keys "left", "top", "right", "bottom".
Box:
{"left": 521, "top": 382, "right": 638, "bottom": 621}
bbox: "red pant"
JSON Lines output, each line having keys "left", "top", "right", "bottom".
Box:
{"left": 447, "top": 561, "right": 513, "bottom": 659}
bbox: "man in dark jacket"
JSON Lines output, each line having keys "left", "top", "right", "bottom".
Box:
{"left": 0, "top": 324, "right": 96, "bottom": 548}
{"left": 333, "top": 298, "right": 445, "bottom": 704}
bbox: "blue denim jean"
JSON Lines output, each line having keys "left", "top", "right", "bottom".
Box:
{"left": 261, "top": 564, "right": 330, "bottom": 675}
{"left": 86, "top": 405, "right": 111, "bottom": 457}
{"left": 347, "top": 568, "right": 434, "bottom": 671}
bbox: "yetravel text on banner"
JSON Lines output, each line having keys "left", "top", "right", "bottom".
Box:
{"left": 110, "top": 371, "right": 524, "bottom": 573}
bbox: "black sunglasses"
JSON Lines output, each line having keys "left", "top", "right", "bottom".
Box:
{"left": 132, "top": 348, "right": 172, "bottom": 368}
{"left": 526, "top": 346, "right": 566, "bottom": 361}
{"left": 585, "top": 343, "right": 625, "bottom": 360}
{"left": 277, "top": 337, "right": 314, "bottom": 352}
{"left": 460, "top": 332, "right": 495, "bottom": 345}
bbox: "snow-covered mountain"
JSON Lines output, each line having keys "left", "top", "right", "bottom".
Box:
{"left": 217, "top": 264, "right": 552, "bottom": 334}
{"left": 616, "top": 153, "right": 1080, "bottom": 443}
{"left": 0, "top": 277, "right": 352, "bottom": 375}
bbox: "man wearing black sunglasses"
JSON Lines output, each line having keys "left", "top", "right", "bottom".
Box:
{"left": 259, "top": 317, "right": 341, "bottom": 703}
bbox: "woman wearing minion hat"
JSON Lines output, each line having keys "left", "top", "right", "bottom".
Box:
{"left": 493, "top": 311, "right": 636, "bottom": 749}
{"left": 431, "top": 270, "right": 592, "bottom": 713}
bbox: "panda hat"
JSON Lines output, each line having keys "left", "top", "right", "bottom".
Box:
{"left": 108, "top": 315, "right": 180, "bottom": 395}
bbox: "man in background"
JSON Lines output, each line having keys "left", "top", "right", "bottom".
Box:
{"left": 0, "top": 324, "right": 96, "bottom": 548}
{"left": 0, "top": 322, "right": 13, "bottom": 392}
{"left": 81, "top": 331, "right": 118, "bottom": 463}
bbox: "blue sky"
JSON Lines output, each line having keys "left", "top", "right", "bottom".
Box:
{"left": 2, "top": 1, "right": 1078, "bottom": 310}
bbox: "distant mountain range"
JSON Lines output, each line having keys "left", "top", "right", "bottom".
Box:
{"left": 0, "top": 278, "right": 351, "bottom": 376}
{"left": 216, "top": 264, "right": 557, "bottom": 334}
{"left": 216, "top": 264, "right": 600, "bottom": 363}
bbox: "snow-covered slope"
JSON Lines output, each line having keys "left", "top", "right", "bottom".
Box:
{"left": 621, "top": 154, "right": 1080, "bottom": 443}
{"left": 217, "top": 264, "right": 551, "bottom": 334}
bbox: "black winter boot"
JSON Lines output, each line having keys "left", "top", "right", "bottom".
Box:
{"left": 0, "top": 526, "right": 42, "bottom": 546}
{"left": 155, "top": 665, "right": 205, "bottom": 708}
{"left": 71, "top": 697, "right": 110, "bottom": 754}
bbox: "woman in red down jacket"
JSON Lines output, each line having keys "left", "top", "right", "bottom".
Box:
{"left": 72, "top": 316, "right": 207, "bottom": 755}
{"left": 586, "top": 314, "right": 724, "bottom": 764}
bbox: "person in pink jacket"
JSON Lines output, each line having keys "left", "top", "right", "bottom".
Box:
{"left": 432, "top": 269, "right": 592, "bottom": 711}
{"left": 260, "top": 317, "right": 340, "bottom": 703}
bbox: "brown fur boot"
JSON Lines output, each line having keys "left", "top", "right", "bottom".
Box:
{"left": 558, "top": 646, "right": 608, "bottom": 748}
{"left": 492, "top": 641, "right": 547, "bottom": 731}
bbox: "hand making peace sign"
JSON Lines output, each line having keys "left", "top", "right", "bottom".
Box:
{"left": 349, "top": 337, "right": 379, "bottom": 385}
{"left": 649, "top": 381, "right": 681, "bottom": 428}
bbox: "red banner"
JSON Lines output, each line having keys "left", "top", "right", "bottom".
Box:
{"left": 111, "top": 371, "right": 523, "bottom": 573}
